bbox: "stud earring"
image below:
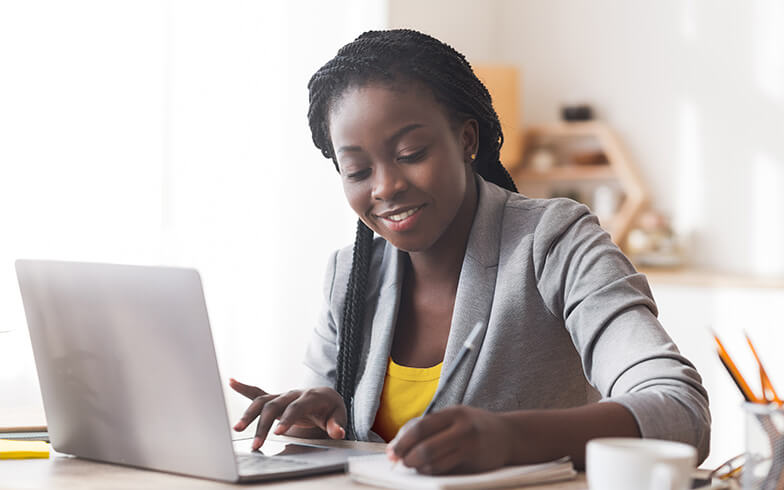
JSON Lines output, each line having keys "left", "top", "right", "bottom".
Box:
{"left": 470, "top": 153, "right": 477, "bottom": 161}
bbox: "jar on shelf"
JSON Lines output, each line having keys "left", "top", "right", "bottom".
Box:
{"left": 529, "top": 146, "right": 556, "bottom": 172}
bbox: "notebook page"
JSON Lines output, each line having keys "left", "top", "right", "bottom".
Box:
{"left": 348, "top": 454, "right": 576, "bottom": 489}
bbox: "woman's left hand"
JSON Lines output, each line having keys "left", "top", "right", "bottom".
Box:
{"left": 386, "top": 405, "right": 510, "bottom": 475}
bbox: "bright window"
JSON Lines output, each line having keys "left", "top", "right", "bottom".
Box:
{"left": 0, "top": 0, "right": 384, "bottom": 427}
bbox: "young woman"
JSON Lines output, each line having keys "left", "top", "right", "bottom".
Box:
{"left": 230, "top": 29, "right": 710, "bottom": 475}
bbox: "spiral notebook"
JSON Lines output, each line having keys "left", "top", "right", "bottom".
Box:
{"left": 347, "top": 454, "right": 576, "bottom": 489}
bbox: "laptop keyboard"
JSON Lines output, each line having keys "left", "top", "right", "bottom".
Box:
{"left": 236, "top": 453, "right": 311, "bottom": 474}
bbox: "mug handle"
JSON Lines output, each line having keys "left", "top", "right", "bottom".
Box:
{"left": 651, "top": 463, "right": 676, "bottom": 490}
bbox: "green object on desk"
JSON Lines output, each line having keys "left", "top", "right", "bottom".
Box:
{"left": 0, "top": 431, "right": 49, "bottom": 442}
{"left": 0, "top": 439, "right": 50, "bottom": 459}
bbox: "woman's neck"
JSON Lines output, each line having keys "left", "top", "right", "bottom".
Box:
{"left": 407, "top": 174, "right": 479, "bottom": 286}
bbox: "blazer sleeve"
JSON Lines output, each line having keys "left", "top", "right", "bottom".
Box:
{"left": 301, "top": 250, "right": 340, "bottom": 389}
{"left": 532, "top": 199, "right": 711, "bottom": 464}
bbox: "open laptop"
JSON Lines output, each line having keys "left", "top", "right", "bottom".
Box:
{"left": 15, "top": 259, "right": 373, "bottom": 482}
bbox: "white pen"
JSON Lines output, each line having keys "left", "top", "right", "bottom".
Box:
{"left": 388, "top": 321, "right": 485, "bottom": 470}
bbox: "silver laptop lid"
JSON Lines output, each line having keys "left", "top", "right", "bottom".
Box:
{"left": 16, "top": 260, "right": 239, "bottom": 481}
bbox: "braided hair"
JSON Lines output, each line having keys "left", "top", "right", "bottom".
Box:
{"left": 307, "top": 29, "right": 518, "bottom": 438}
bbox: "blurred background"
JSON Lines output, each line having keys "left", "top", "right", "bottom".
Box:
{"left": 1, "top": 0, "right": 783, "bottom": 469}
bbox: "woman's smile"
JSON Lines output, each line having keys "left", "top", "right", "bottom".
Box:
{"left": 373, "top": 204, "right": 426, "bottom": 232}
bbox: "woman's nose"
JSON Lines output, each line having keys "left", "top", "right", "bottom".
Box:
{"left": 371, "top": 163, "right": 408, "bottom": 201}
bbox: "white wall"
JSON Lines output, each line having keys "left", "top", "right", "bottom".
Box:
{"left": 388, "top": 0, "right": 784, "bottom": 278}
{"left": 387, "top": 0, "right": 500, "bottom": 62}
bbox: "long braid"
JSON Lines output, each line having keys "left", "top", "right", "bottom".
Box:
{"left": 335, "top": 219, "right": 373, "bottom": 437}
{"left": 307, "top": 29, "right": 517, "bottom": 437}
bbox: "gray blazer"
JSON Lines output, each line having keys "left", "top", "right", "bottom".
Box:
{"left": 303, "top": 175, "right": 711, "bottom": 463}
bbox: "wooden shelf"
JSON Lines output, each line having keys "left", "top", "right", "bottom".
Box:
{"left": 512, "top": 121, "right": 649, "bottom": 249}
{"left": 640, "top": 267, "right": 784, "bottom": 289}
{"left": 515, "top": 165, "right": 615, "bottom": 182}
{"left": 523, "top": 121, "right": 610, "bottom": 138}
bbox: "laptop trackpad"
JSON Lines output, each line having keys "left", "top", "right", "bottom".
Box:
{"left": 248, "top": 439, "right": 330, "bottom": 457}
{"left": 234, "top": 438, "right": 369, "bottom": 466}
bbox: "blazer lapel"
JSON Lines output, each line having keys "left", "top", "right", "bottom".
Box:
{"left": 351, "top": 177, "right": 510, "bottom": 436}
{"left": 428, "top": 177, "right": 508, "bottom": 410}
{"left": 352, "top": 243, "right": 404, "bottom": 440}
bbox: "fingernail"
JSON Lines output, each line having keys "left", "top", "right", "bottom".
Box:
{"left": 273, "top": 424, "right": 286, "bottom": 435}
{"left": 252, "top": 437, "right": 261, "bottom": 450}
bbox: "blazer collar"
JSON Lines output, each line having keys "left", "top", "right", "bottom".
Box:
{"left": 353, "top": 176, "right": 510, "bottom": 439}
{"left": 352, "top": 243, "right": 403, "bottom": 440}
{"left": 430, "top": 176, "right": 508, "bottom": 409}
{"left": 463, "top": 175, "right": 509, "bottom": 268}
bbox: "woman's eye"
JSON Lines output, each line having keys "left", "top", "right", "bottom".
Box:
{"left": 346, "top": 168, "right": 371, "bottom": 181}
{"left": 397, "top": 148, "right": 427, "bottom": 163}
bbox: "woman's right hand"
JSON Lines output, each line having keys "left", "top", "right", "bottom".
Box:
{"left": 229, "top": 378, "right": 347, "bottom": 450}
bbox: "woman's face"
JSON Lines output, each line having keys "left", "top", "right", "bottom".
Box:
{"left": 328, "top": 82, "right": 477, "bottom": 253}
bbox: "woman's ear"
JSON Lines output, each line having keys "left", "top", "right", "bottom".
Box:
{"left": 461, "top": 119, "right": 479, "bottom": 164}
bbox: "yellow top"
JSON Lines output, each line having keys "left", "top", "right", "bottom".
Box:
{"left": 371, "top": 357, "right": 442, "bottom": 442}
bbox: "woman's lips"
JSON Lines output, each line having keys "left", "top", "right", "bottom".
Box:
{"left": 376, "top": 205, "right": 424, "bottom": 232}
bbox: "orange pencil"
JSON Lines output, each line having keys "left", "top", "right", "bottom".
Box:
{"left": 744, "top": 331, "right": 782, "bottom": 405}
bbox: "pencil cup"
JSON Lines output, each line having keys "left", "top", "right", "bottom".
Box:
{"left": 742, "top": 402, "right": 784, "bottom": 490}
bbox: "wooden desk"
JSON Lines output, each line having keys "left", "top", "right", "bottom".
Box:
{"left": 0, "top": 435, "right": 588, "bottom": 489}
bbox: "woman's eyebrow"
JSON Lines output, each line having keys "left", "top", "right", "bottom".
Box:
{"left": 387, "top": 123, "right": 424, "bottom": 145}
{"left": 336, "top": 123, "right": 425, "bottom": 156}
{"left": 336, "top": 145, "right": 362, "bottom": 155}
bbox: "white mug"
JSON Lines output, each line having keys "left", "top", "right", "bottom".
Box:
{"left": 586, "top": 438, "right": 697, "bottom": 490}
